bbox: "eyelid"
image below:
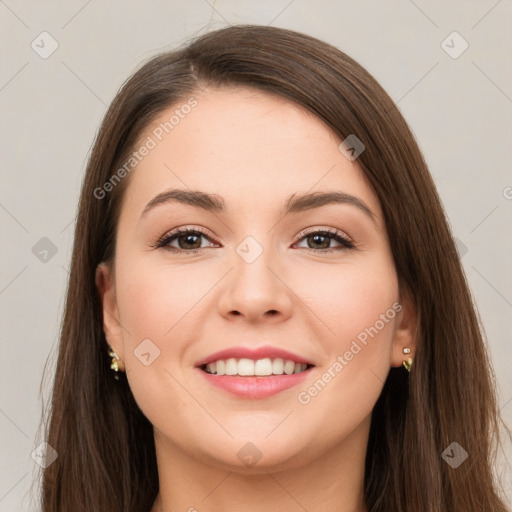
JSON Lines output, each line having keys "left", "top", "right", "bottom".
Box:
{"left": 153, "top": 225, "right": 220, "bottom": 249}
{"left": 153, "top": 224, "right": 355, "bottom": 252}
{"left": 292, "top": 225, "right": 353, "bottom": 245}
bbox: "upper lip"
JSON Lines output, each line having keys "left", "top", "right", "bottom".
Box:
{"left": 195, "top": 345, "right": 315, "bottom": 367}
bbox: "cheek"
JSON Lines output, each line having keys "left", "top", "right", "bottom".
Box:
{"left": 116, "top": 254, "right": 210, "bottom": 342}
{"left": 113, "top": 256, "right": 205, "bottom": 430}
{"left": 292, "top": 260, "right": 398, "bottom": 407}
{"left": 294, "top": 258, "right": 398, "bottom": 347}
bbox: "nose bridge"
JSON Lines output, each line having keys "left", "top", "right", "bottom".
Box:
{"left": 235, "top": 243, "right": 276, "bottom": 293}
{"left": 217, "top": 231, "right": 292, "bottom": 321}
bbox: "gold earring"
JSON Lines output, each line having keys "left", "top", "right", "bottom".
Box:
{"left": 107, "top": 346, "right": 120, "bottom": 380}
{"left": 402, "top": 347, "right": 413, "bottom": 372}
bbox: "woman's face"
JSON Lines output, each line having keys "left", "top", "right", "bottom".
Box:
{"left": 96, "top": 85, "right": 415, "bottom": 472}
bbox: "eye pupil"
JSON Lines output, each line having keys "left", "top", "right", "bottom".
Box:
{"left": 159, "top": 228, "right": 350, "bottom": 253}
{"left": 179, "top": 233, "right": 201, "bottom": 249}
{"left": 309, "top": 234, "right": 330, "bottom": 249}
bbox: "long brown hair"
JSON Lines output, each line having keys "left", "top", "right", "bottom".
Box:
{"left": 37, "top": 24, "right": 510, "bottom": 511}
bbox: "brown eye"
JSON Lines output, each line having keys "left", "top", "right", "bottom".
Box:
{"left": 175, "top": 232, "right": 203, "bottom": 250}
{"left": 155, "top": 227, "right": 218, "bottom": 253}
{"left": 306, "top": 233, "right": 331, "bottom": 250}
{"left": 295, "top": 229, "right": 354, "bottom": 252}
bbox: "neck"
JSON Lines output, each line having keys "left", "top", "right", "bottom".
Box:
{"left": 150, "top": 416, "right": 370, "bottom": 512}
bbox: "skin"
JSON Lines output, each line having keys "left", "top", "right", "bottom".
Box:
{"left": 96, "top": 85, "right": 417, "bottom": 512}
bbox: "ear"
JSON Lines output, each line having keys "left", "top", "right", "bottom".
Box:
{"left": 390, "top": 289, "right": 417, "bottom": 368}
{"left": 95, "top": 262, "right": 125, "bottom": 372}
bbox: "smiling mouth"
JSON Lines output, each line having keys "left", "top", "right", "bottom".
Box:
{"left": 200, "top": 357, "right": 313, "bottom": 377}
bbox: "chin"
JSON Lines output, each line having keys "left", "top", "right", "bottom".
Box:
{"left": 192, "top": 431, "right": 316, "bottom": 474}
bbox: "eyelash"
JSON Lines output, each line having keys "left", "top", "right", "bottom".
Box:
{"left": 152, "top": 225, "right": 355, "bottom": 254}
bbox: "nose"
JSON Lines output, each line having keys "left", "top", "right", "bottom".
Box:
{"left": 217, "top": 247, "right": 293, "bottom": 324}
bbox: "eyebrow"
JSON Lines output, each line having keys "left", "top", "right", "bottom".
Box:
{"left": 140, "top": 188, "right": 376, "bottom": 223}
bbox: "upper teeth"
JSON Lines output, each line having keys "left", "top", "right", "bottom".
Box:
{"left": 204, "top": 358, "right": 308, "bottom": 376}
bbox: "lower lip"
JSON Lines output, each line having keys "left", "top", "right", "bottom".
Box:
{"left": 196, "top": 367, "right": 313, "bottom": 398}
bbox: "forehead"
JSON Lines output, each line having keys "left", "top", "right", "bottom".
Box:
{"left": 121, "top": 85, "right": 381, "bottom": 223}
{"left": 138, "top": 84, "right": 342, "bottom": 154}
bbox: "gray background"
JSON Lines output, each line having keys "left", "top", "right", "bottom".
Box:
{"left": 0, "top": 0, "right": 511, "bottom": 510}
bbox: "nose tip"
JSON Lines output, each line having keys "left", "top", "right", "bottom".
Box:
{"left": 217, "top": 260, "right": 293, "bottom": 323}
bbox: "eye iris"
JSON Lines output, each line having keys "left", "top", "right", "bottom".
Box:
{"left": 308, "top": 234, "right": 330, "bottom": 249}
{"left": 165, "top": 230, "right": 345, "bottom": 251}
{"left": 178, "top": 233, "right": 201, "bottom": 249}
